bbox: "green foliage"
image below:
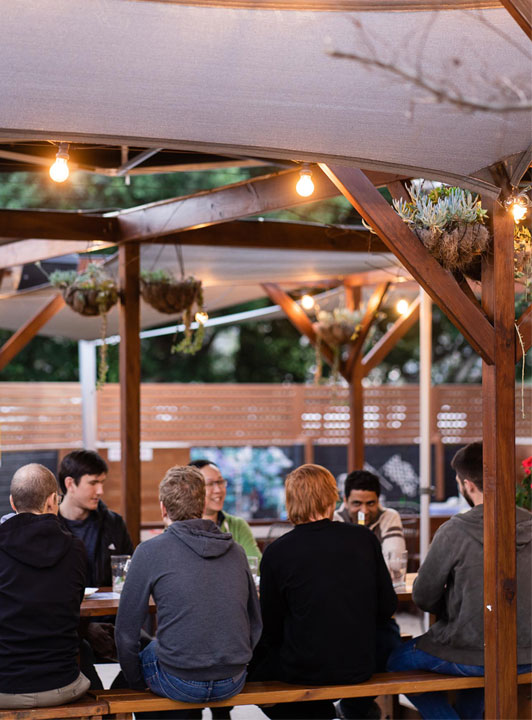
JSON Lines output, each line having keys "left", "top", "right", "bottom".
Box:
{"left": 516, "top": 457, "right": 532, "bottom": 511}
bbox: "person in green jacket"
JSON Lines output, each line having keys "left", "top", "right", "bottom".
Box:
{"left": 189, "top": 459, "right": 262, "bottom": 562}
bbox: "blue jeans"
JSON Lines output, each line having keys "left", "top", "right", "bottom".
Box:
{"left": 140, "top": 640, "right": 247, "bottom": 703}
{"left": 387, "top": 638, "right": 532, "bottom": 719}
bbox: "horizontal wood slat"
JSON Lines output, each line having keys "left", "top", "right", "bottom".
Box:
{"left": 0, "top": 382, "right": 530, "bottom": 451}
{"left": 90, "top": 672, "right": 532, "bottom": 712}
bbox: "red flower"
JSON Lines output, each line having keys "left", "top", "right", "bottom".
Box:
{"left": 522, "top": 456, "right": 532, "bottom": 472}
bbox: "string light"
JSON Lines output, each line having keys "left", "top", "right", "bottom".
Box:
{"left": 296, "top": 165, "right": 314, "bottom": 198}
{"left": 504, "top": 187, "right": 531, "bottom": 224}
{"left": 396, "top": 299, "right": 409, "bottom": 316}
{"left": 49, "top": 143, "right": 70, "bottom": 183}
{"left": 195, "top": 311, "right": 209, "bottom": 325}
{"left": 301, "top": 294, "right": 315, "bottom": 310}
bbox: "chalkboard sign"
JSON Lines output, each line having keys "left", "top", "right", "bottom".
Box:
{"left": 0, "top": 451, "right": 59, "bottom": 518}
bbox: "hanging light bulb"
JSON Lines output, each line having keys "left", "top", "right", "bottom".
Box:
{"left": 49, "top": 143, "right": 70, "bottom": 183}
{"left": 504, "top": 187, "right": 531, "bottom": 224}
{"left": 296, "top": 165, "right": 314, "bottom": 198}
{"left": 301, "top": 294, "right": 315, "bottom": 310}
{"left": 195, "top": 311, "right": 209, "bottom": 325}
{"left": 396, "top": 299, "right": 409, "bottom": 316}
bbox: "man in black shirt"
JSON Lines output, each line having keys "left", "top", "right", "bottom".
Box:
{"left": 0, "top": 464, "right": 89, "bottom": 709}
{"left": 253, "top": 463, "right": 397, "bottom": 719}
{"left": 57, "top": 450, "right": 133, "bottom": 680}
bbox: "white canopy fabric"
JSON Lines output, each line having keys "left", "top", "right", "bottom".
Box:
{"left": 0, "top": 245, "right": 397, "bottom": 340}
{"left": 1, "top": 1, "right": 529, "bottom": 190}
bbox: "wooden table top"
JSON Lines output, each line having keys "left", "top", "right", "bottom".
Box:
{"left": 80, "top": 588, "right": 156, "bottom": 617}
{"left": 395, "top": 572, "right": 416, "bottom": 603}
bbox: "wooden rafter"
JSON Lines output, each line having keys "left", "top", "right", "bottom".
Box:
{"left": 131, "top": 219, "right": 387, "bottom": 253}
{"left": 319, "top": 164, "right": 496, "bottom": 365}
{"left": 361, "top": 296, "right": 421, "bottom": 374}
{"left": 499, "top": 0, "right": 531, "bottom": 37}
{"left": 0, "top": 209, "right": 118, "bottom": 242}
{"left": 345, "top": 282, "right": 390, "bottom": 378}
{"left": 343, "top": 266, "right": 412, "bottom": 287}
{"left": 0, "top": 294, "right": 65, "bottom": 371}
{"left": 261, "top": 282, "right": 345, "bottom": 378}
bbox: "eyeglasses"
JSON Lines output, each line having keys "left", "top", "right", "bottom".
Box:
{"left": 205, "top": 479, "right": 227, "bottom": 489}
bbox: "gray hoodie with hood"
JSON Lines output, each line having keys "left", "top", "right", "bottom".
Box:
{"left": 413, "top": 504, "right": 532, "bottom": 665}
{"left": 116, "top": 518, "right": 262, "bottom": 689}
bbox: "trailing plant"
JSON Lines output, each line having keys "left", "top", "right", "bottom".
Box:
{"left": 140, "top": 268, "right": 206, "bottom": 355}
{"left": 313, "top": 306, "right": 364, "bottom": 383}
{"left": 516, "top": 456, "right": 532, "bottom": 511}
{"left": 393, "top": 184, "right": 490, "bottom": 277}
{"left": 514, "top": 224, "right": 532, "bottom": 294}
{"left": 49, "top": 263, "right": 118, "bottom": 386}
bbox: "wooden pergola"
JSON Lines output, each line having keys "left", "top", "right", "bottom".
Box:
{"left": 1, "top": 1, "right": 531, "bottom": 716}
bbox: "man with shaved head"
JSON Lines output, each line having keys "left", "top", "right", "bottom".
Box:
{"left": 0, "top": 464, "right": 89, "bottom": 709}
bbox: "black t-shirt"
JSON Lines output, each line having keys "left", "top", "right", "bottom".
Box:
{"left": 257, "top": 518, "right": 397, "bottom": 685}
{"left": 62, "top": 513, "right": 99, "bottom": 585}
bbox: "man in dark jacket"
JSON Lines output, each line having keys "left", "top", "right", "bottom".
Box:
{"left": 388, "top": 442, "right": 532, "bottom": 719}
{"left": 252, "top": 463, "right": 397, "bottom": 720}
{"left": 0, "top": 463, "right": 89, "bottom": 709}
{"left": 116, "top": 465, "right": 262, "bottom": 709}
{"left": 57, "top": 449, "right": 133, "bottom": 675}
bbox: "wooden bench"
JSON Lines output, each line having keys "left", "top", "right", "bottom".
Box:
{"left": 2, "top": 672, "right": 530, "bottom": 719}
{"left": 88, "top": 671, "right": 532, "bottom": 718}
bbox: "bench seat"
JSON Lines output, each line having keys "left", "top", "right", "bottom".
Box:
{"left": 0, "top": 694, "right": 107, "bottom": 720}
{"left": 89, "top": 670, "right": 532, "bottom": 713}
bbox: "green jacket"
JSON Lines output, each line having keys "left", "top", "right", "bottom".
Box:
{"left": 218, "top": 511, "right": 262, "bottom": 562}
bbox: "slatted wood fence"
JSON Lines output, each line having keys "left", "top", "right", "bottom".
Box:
{"left": 1, "top": 382, "right": 530, "bottom": 451}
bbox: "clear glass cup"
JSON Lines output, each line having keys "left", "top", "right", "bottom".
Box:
{"left": 110, "top": 554, "right": 131, "bottom": 594}
{"left": 248, "top": 556, "right": 259, "bottom": 578}
{"left": 385, "top": 550, "right": 408, "bottom": 589}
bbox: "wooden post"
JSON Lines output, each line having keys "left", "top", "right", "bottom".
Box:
{"left": 119, "top": 243, "right": 141, "bottom": 546}
{"left": 348, "top": 364, "right": 365, "bottom": 470}
{"left": 482, "top": 199, "right": 517, "bottom": 719}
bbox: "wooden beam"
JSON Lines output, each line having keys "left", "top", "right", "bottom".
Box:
{"left": 345, "top": 282, "right": 390, "bottom": 378}
{"left": 140, "top": 219, "right": 387, "bottom": 253}
{"left": 319, "top": 164, "right": 496, "bottom": 365}
{"left": 361, "top": 296, "right": 421, "bottom": 374}
{"left": 343, "top": 266, "right": 412, "bottom": 287}
{"left": 516, "top": 303, "right": 532, "bottom": 362}
{"left": 482, "top": 198, "right": 517, "bottom": 720}
{"left": 0, "top": 294, "right": 65, "bottom": 371}
{"left": 261, "top": 282, "right": 346, "bottom": 379}
{"left": 0, "top": 209, "right": 119, "bottom": 242}
{"left": 386, "top": 179, "right": 409, "bottom": 203}
{"left": 451, "top": 270, "right": 485, "bottom": 314}
{"left": 348, "top": 366, "right": 365, "bottom": 470}
{"left": 119, "top": 243, "right": 141, "bottom": 547}
{"left": 0, "top": 239, "right": 115, "bottom": 269}
{"left": 499, "top": 0, "right": 531, "bottom": 37}
{"left": 344, "top": 284, "right": 361, "bottom": 311}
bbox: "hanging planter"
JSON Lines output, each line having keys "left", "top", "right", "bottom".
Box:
{"left": 514, "top": 225, "right": 532, "bottom": 293}
{"left": 312, "top": 307, "right": 364, "bottom": 383}
{"left": 393, "top": 184, "right": 490, "bottom": 279}
{"left": 49, "top": 264, "right": 118, "bottom": 386}
{"left": 140, "top": 269, "right": 206, "bottom": 355}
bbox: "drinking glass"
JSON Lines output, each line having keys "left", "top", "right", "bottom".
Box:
{"left": 385, "top": 550, "right": 408, "bottom": 589}
{"left": 111, "top": 554, "right": 131, "bottom": 594}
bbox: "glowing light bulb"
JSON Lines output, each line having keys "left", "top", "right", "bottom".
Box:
{"left": 195, "top": 311, "right": 209, "bottom": 325}
{"left": 296, "top": 167, "right": 314, "bottom": 198}
{"left": 396, "top": 299, "right": 409, "bottom": 316}
{"left": 49, "top": 143, "right": 70, "bottom": 183}
{"left": 511, "top": 201, "right": 527, "bottom": 223}
{"left": 301, "top": 294, "right": 315, "bottom": 310}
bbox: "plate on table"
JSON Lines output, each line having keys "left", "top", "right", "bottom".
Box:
{"left": 84, "top": 587, "right": 99, "bottom": 596}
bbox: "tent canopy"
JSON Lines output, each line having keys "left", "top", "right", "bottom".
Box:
{"left": 1, "top": 1, "right": 530, "bottom": 192}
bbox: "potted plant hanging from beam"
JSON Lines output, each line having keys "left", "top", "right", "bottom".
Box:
{"left": 139, "top": 246, "right": 206, "bottom": 355}
{"left": 393, "top": 184, "right": 490, "bottom": 280}
{"left": 313, "top": 306, "right": 364, "bottom": 383}
{"left": 48, "top": 263, "right": 118, "bottom": 387}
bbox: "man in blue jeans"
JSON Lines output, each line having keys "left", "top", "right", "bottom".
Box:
{"left": 387, "top": 442, "right": 532, "bottom": 719}
{"left": 116, "top": 465, "right": 262, "bottom": 718}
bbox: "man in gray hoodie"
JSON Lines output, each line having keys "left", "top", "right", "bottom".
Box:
{"left": 387, "top": 442, "right": 532, "bottom": 719}
{"left": 115, "top": 465, "right": 262, "bottom": 709}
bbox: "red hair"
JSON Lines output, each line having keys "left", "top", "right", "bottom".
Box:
{"left": 285, "top": 464, "right": 339, "bottom": 525}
